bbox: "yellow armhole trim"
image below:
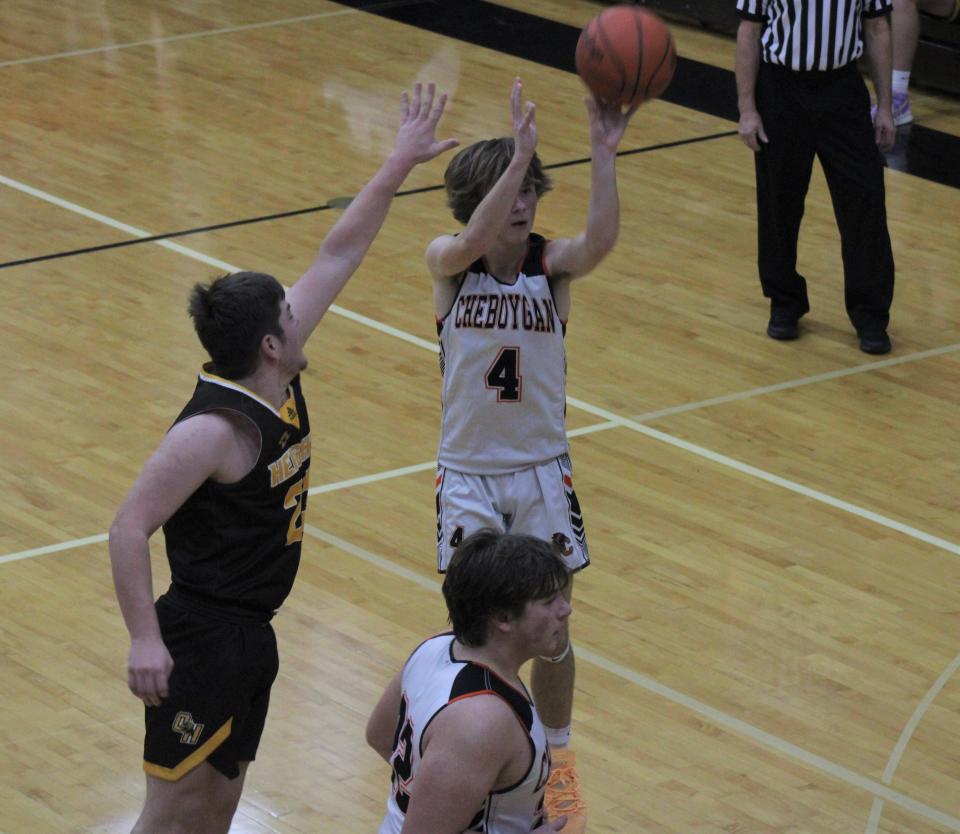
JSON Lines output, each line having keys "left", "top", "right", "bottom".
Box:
{"left": 143, "top": 717, "right": 233, "bottom": 781}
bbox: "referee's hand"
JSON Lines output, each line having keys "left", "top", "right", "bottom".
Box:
{"left": 873, "top": 105, "right": 895, "bottom": 153}
{"left": 738, "top": 109, "right": 769, "bottom": 152}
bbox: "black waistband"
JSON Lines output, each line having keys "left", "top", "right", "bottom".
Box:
{"left": 161, "top": 585, "right": 276, "bottom": 624}
{"left": 763, "top": 61, "right": 857, "bottom": 78}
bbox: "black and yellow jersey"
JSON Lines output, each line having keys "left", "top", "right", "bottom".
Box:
{"left": 161, "top": 368, "right": 311, "bottom": 620}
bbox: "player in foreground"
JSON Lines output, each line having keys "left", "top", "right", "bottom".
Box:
{"left": 367, "top": 530, "right": 572, "bottom": 833}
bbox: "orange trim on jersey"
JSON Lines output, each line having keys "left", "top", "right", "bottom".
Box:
{"left": 563, "top": 475, "right": 573, "bottom": 487}
{"left": 143, "top": 717, "right": 233, "bottom": 782}
{"left": 451, "top": 655, "right": 534, "bottom": 704}
{"left": 449, "top": 689, "right": 498, "bottom": 705}
{"left": 541, "top": 238, "right": 570, "bottom": 326}
{"left": 447, "top": 690, "right": 531, "bottom": 734}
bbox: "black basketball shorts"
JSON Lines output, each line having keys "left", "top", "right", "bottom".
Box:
{"left": 142, "top": 596, "right": 279, "bottom": 781}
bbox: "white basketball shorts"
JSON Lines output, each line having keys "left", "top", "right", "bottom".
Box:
{"left": 435, "top": 453, "right": 589, "bottom": 573}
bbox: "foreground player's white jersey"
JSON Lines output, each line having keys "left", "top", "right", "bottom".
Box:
{"left": 377, "top": 634, "right": 551, "bottom": 834}
{"left": 437, "top": 234, "right": 567, "bottom": 474}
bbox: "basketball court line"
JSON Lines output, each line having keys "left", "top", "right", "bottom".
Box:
{"left": 2, "top": 171, "right": 959, "bottom": 561}
{"left": 0, "top": 426, "right": 608, "bottom": 565}
{"left": 566, "top": 393, "right": 960, "bottom": 556}
{"left": 304, "top": 524, "right": 960, "bottom": 832}
{"left": 630, "top": 342, "right": 960, "bottom": 420}
{"left": 3, "top": 172, "right": 958, "bottom": 834}
{"left": 0, "top": 533, "right": 110, "bottom": 565}
{"left": 864, "top": 652, "right": 960, "bottom": 834}
{"left": 4, "top": 385, "right": 959, "bottom": 566}
{"left": 0, "top": 4, "right": 416, "bottom": 69}
{"left": 0, "top": 132, "right": 735, "bottom": 272}
{"left": 5, "top": 11, "right": 957, "bottom": 833}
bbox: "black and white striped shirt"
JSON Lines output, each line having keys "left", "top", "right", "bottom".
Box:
{"left": 736, "top": 0, "right": 892, "bottom": 71}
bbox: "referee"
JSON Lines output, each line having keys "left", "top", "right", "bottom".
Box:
{"left": 735, "top": 0, "right": 896, "bottom": 355}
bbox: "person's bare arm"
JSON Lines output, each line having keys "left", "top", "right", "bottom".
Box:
{"left": 863, "top": 14, "right": 895, "bottom": 152}
{"left": 427, "top": 77, "right": 536, "bottom": 315}
{"left": 398, "top": 697, "right": 517, "bottom": 834}
{"left": 287, "top": 83, "right": 458, "bottom": 343}
{"left": 109, "top": 412, "right": 252, "bottom": 705}
{"left": 366, "top": 671, "right": 403, "bottom": 763}
{"left": 542, "top": 95, "right": 636, "bottom": 318}
{"left": 735, "top": 20, "right": 768, "bottom": 152}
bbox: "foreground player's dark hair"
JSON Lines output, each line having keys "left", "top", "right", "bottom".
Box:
{"left": 443, "top": 530, "right": 568, "bottom": 647}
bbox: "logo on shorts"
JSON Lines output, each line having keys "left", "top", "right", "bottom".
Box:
{"left": 552, "top": 533, "right": 573, "bottom": 557}
{"left": 172, "top": 711, "right": 204, "bottom": 745}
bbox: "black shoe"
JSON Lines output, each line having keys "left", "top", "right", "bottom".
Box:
{"left": 767, "top": 313, "right": 799, "bottom": 340}
{"left": 858, "top": 330, "right": 891, "bottom": 355}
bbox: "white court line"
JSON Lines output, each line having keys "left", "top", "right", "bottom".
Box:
{"left": 0, "top": 173, "right": 437, "bottom": 348}
{"left": 864, "top": 652, "right": 960, "bottom": 834}
{"left": 304, "top": 524, "right": 960, "bottom": 832}
{"left": 8, "top": 405, "right": 958, "bottom": 563}
{"left": 0, "top": 9, "right": 359, "bottom": 69}
{"left": 304, "top": 422, "right": 620, "bottom": 498}
{"left": 5, "top": 166, "right": 957, "bottom": 558}
{"left": 0, "top": 423, "right": 633, "bottom": 565}
{"left": 632, "top": 342, "right": 960, "bottom": 422}
{"left": 3, "top": 164, "right": 958, "bottom": 562}
{"left": 568, "top": 394, "right": 960, "bottom": 557}
{"left": 5, "top": 153, "right": 959, "bottom": 831}
{"left": 0, "top": 533, "right": 109, "bottom": 565}
{"left": 308, "top": 461, "right": 436, "bottom": 495}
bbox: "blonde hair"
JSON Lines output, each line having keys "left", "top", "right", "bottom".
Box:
{"left": 443, "top": 138, "right": 553, "bottom": 225}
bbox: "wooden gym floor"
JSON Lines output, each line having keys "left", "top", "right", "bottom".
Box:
{"left": 1, "top": 1, "right": 958, "bottom": 832}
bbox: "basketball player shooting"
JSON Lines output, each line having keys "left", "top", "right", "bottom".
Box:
{"left": 425, "top": 77, "right": 636, "bottom": 833}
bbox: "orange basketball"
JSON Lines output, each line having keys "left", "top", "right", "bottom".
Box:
{"left": 575, "top": 5, "right": 677, "bottom": 107}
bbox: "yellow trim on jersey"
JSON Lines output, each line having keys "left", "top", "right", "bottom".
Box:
{"left": 143, "top": 717, "right": 233, "bottom": 781}
{"left": 277, "top": 391, "right": 300, "bottom": 429}
{"left": 198, "top": 370, "right": 300, "bottom": 428}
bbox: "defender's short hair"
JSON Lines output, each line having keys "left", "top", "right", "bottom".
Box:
{"left": 188, "top": 271, "right": 285, "bottom": 379}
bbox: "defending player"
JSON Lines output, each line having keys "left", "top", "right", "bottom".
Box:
{"left": 109, "top": 83, "right": 457, "bottom": 834}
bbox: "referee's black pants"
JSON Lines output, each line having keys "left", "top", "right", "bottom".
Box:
{"left": 754, "top": 61, "right": 895, "bottom": 334}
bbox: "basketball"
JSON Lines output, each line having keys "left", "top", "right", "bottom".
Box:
{"left": 575, "top": 5, "right": 677, "bottom": 107}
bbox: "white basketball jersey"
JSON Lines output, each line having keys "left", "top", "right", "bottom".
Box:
{"left": 437, "top": 234, "right": 568, "bottom": 474}
{"left": 377, "top": 634, "right": 551, "bottom": 834}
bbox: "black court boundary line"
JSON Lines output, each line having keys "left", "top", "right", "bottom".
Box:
{"left": 0, "top": 131, "right": 735, "bottom": 271}
{"left": 337, "top": 0, "right": 741, "bottom": 122}
{"left": 335, "top": 0, "right": 960, "bottom": 189}
{"left": 7, "top": 0, "right": 955, "bottom": 269}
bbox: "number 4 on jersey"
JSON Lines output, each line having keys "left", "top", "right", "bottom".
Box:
{"left": 485, "top": 347, "right": 522, "bottom": 402}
